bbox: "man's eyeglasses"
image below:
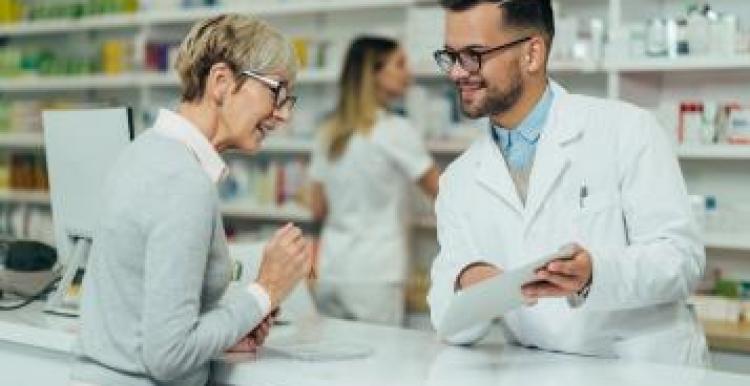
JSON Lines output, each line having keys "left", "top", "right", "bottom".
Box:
{"left": 433, "top": 36, "right": 532, "bottom": 74}
{"left": 241, "top": 70, "right": 297, "bottom": 112}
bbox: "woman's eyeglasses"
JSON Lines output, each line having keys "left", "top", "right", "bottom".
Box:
{"left": 242, "top": 70, "right": 298, "bottom": 112}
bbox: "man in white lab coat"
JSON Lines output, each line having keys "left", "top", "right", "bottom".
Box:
{"left": 428, "top": 0, "right": 709, "bottom": 366}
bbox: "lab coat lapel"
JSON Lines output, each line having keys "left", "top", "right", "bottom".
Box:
{"left": 475, "top": 134, "right": 524, "bottom": 215}
{"left": 525, "top": 90, "right": 582, "bottom": 225}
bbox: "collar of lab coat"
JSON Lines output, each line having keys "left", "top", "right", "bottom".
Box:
{"left": 475, "top": 80, "right": 583, "bottom": 220}
{"left": 152, "top": 109, "right": 227, "bottom": 184}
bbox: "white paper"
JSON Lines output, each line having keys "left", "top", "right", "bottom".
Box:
{"left": 437, "top": 247, "right": 576, "bottom": 338}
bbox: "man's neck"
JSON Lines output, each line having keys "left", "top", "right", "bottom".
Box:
{"left": 490, "top": 79, "right": 547, "bottom": 130}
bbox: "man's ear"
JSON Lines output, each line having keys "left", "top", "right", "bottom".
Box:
{"left": 525, "top": 36, "right": 547, "bottom": 74}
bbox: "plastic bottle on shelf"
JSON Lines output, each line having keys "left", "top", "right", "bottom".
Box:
{"left": 726, "top": 105, "right": 750, "bottom": 144}
{"left": 712, "top": 13, "right": 738, "bottom": 56}
{"left": 686, "top": 4, "right": 710, "bottom": 56}
{"left": 675, "top": 18, "right": 690, "bottom": 56}
{"left": 629, "top": 23, "right": 647, "bottom": 58}
{"left": 701, "top": 102, "right": 718, "bottom": 144}
{"left": 589, "top": 18, "right": 605, "bottom": 61}
{"left": 678, "top": 102, "right": 704, "bottom": 144}
{"left": 646, "top": 18, "right": 668, "bottom": 57}
{"left": 689, "top": 194, "right": 706, "bottom": 233}
{"left": 704, "top": 195, "right": 721, "bottom": 233}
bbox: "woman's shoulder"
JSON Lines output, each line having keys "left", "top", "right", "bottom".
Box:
{"left": 119, "top": 131, "right": 213, "bottom": 189}
{"left": 375, "top": 110, "right": 413, "bottom": 130}
{"left": 371, "top": 111, "right": 421, "bottom": 144}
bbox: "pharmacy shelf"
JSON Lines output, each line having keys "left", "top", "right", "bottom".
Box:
{"left": 702, "top": 320, "right": 750, "bottom": 354}
{"left": 0, "top": 68, "right": 345, "bottom": 92}
{"left": 412, "top": 215, "right": 437, "bottom": 230}
{"left": 677, "top": 145, "right": 750, "bottom": 160}
{"left": 0, "top": 60, "right": 607, "bottom": 93}
{"left": 0, "top": 0, "right": 415, "bottom": 37}
{"left": 704, "top": 233, "right": 750, "bottom": 252}
{"left": 0, "top": 73, "right": 157, "bottom": 92}
{"left": 412, "top": 217, "right": 750, "bottom": 251}
{"left": 605, "top": 55, "right": 750, "bottom": 73}
{"left": 260, "top": 138, "right": 314, "bottom": 154}
{"left": 221, "top": 202, "right": 313, "bottom": 222}
{"left": 427, "top": 139, "right": 471, "bottom": 155}
{"left": 0, "top": 190, "right": 51, "bottom": 205}
{"left": 412, "top": 59, "right": 604, "bottom": 80}
{"left": 144, "top": 68, "right": 340, "bottom": 87}
{"left": 426, "top": 141, "right": 750, "bottom": 160}
{"left": 0, "top": 132, "right": 45, "bottom": 149}
{"left": 0, "top": 13, "right": 142, "bottom": 37}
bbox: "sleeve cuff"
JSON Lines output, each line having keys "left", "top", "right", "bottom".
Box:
{"left": 444, "top": 321, "right": 493, "bottom": 346}
{"left": 581, "top": 245, "right": 618, "bottom": 310}
{"left": 247, "top": 282, "right": 272, "bottom": 316}
{"left": 410, "top": 158, "right": 434, "bottom": 182}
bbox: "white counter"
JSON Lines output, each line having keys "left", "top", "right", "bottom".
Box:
{"left": 1, "top": 302, "right": 750, "bottom": 386}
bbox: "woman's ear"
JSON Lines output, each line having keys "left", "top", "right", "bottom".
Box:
{"left": 207, "top": 62, "right": 233, "bottom": 106}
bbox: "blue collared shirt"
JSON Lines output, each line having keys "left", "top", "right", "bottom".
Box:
{"left": 491, "top": 85, "right": 554, "bottom": 171}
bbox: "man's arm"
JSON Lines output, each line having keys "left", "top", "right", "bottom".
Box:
{"left": 428, "top": 175, "right": 495, "bottom": 344}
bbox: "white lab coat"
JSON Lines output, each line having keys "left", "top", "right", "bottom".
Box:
{"left": 428, "top": 82, "right": 709, "bottom": 367}
{"left": 310, "top": 110, "right": 432, "bottom": 282}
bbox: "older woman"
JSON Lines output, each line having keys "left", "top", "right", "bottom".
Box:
{"left": 72, "top": 14, "right": 311, "bottom": 385}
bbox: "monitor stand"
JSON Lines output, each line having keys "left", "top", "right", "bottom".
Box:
{"left": 44, "top": 235, "right": 91, "bottom": 317}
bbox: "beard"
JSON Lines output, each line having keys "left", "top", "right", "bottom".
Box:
{"left": 458, "top": 67, "right": 524, "bottom": 119}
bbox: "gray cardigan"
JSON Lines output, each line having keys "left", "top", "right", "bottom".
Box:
{"left": 72, "top": 131, "right": 263, "bottom": 386}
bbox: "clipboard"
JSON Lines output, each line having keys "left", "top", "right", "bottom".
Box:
{"left": 437, "top": 246, "right": 576, "bottom": 338}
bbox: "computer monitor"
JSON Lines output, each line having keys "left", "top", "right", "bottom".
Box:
{"left": 42, "top": 108, "right": 134, "bottom": 315}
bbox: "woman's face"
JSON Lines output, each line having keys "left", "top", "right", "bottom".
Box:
{"left": 375, "top": 47, "right": 412, "bottom": 102}
{"left": 219, "top": 69, "right": 293, "bottom": 152}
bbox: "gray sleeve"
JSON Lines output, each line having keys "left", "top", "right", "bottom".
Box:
{"left": 140, "top": 172, "right": 264, "bottom": 382}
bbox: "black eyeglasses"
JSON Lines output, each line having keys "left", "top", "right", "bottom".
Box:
{"left": 241, "top": 70, "right": 298, "bottom": 112}
{"left": 433, "top": 36, "right": 532, "bottom": 74}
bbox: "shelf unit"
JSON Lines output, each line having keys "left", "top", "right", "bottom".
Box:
{"left": 2, "top": 191, "right": 747, "bottom": 253}
{"left": 0, "top": 132, "right": 44, "bottom": 149}
{"left": 0, "top": 190, "right": 51, "bottom": 205}
{"left": 0, "top": 0, "right": 415, "bottom": 37}
{"left": 605, "top": 56, "right": 750, "bottom": 73}
{"left": 0, "top": 60, "right": 612, "bottom": 92}
{"left": 0, "top": 69, "right": 334, "bottom": 92}
{"left": 221, "top": 201, "right": 312, "bottom": 222}
{"left": 3, "top": 132, "right": 750, "bottom": 160}
{"left": 702, "top": 320, "right": 750, "bottom": 354}
{"left": 704, "top": 233, "right": 750, "bottom": 252}
{"left": 676, "top": 145, "right": 750, "bottom": 161}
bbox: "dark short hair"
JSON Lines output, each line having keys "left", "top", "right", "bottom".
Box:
{"left": 439, "top": 0, "right": 555, "bottom": 41}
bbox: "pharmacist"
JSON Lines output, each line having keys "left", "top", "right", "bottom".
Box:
{"left": 428, "top": 0, "right": 709, "bottom": 366}
{"left": 309, "top": 36, "right": 440, "bottom": 326}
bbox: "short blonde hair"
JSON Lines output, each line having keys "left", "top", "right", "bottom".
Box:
{"left": 176, "top": 14, "right": 298, "bottom": 102}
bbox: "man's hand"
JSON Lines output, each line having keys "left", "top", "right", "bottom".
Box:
{"left": 522, "top": 244, "right": 592, "bottom": 299}
{"left": 456, "top": 263, "right": 502, "bottom": 291}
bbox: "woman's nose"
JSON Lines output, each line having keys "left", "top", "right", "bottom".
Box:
{"left": 273, "top": 106, "right": 292, "bottom": 123}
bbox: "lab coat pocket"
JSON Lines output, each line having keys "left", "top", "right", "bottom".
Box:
{"left": 573, "top": 194, "right": 626, "bottom": 248}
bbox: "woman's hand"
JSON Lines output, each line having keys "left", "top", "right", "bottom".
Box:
{"left": 226, "top": 309, "right": 278, "bottom": 353}
{"left": 256, "top": 223, "right": 313, "bottom": 309}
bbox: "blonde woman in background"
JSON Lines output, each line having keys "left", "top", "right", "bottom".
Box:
{"left": 72, "top": 15, "right": 312, "bottom": 386}
{"left": 309, "top": 36, "right": 440, "bottom": 326}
